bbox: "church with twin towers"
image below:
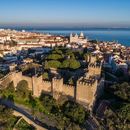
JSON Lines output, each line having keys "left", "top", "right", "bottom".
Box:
{"left": 70, "top": 32, "right": 88, "bottom": 43}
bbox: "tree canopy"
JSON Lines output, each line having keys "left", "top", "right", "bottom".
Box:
{"left": 110, "top": 82, "right": 130, "bottom": 102}
{"left": 45, "top": 47, "right": 81, "bottom": 70}
{"left": 69, "top": 59, "right": 81, "bottom": 70}
{"left": 62, "top": 101, "right": 87, "bottom": 124}
{"left": 6, "top": 81, "right": 15, "bottom": 93}
{"left": 101, "top": 82, "right": 130, "bottom": 129}
{"left": 47, "top": 54, "right": 63, "bottom": 60}
{"left": 45, "top": 60, "right": 61, "bottom": 69}
{"left": 16, "top": 80, "right": 29, "bottom": 98}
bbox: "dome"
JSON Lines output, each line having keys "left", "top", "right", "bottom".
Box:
{"left": 80, "top": 32, "right": 84, "bottom": 37}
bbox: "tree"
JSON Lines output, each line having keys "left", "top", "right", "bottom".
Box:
{"left": 104, "top": 104, "right": 130, "bottom": 130}
{"left": 46, "top": 60, "right": 61, "bottom": 68}
{"left": 52, "top": 48, "right": 63, "bottom": 55}
{"left": 16, "top": 80, "right": 29, "bottom": 98}
{"left": 42, "top": 72, "right": 49, "bottom": 80}
{"left": 6, "top": 81, "right": 15, "bottom": 93}
{"left": 102, "top": 82, "right": 130, "bottom": 129}
{"left": 118, "top": 103, "right": 130, "bottom": 124}
{"left": 7, "top": 94, "right": 14, "bottom": 102}
{"left": 61, "top": 60, "right": 69, "bottom": 68}
{"left": 104, "top": 108, "right": 121, "bottom": 129}
{"left": 69, "top": 60, "right": 80, "bottom": 70}
{"left": 62, "top": 101, "right": 87, "bottom": 124}
{"left": 110, "top": 82, "right": 130, "bottom": 101}
{"left": 47, "top": 54, "right": 63, "bottom": 60}
{"left": 0, "top": 105, "right": 13, "bottom": 125}
{"left": 28, "top": 94, "right": 37, "bottom": 115}
{"left": 66, "top": 50, "right": 75, "bottom": 59}
{"left": 40, "top": 92, "right": 58, "bottom": 114}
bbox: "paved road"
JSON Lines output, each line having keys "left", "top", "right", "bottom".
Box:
{"left": 0, "top": 98, "right": 57, "bottom": 130}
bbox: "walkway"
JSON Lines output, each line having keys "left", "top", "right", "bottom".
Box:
{"left": 13, "top": 110, "right": 46, "bottom": 130}
{"left": 0, "top": 98, "right": 56, "bottom": 130}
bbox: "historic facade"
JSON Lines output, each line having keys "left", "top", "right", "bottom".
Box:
{"left": 70, "top": 32, "right": 88, "bottom": 43}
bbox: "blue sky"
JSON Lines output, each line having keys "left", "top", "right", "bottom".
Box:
{"left": 0, "top": 0, "right": 130, "bottom": 27}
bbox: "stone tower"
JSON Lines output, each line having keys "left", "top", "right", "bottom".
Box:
{"left": 52, "top": 77, "right": 63, "bottom": 100}
{"left": 76, "top": 78, "right": 98, "bottom": 109}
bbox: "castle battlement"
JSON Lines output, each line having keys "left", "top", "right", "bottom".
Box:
{"left": 63, "top": 84, "right": 74, "bottom": 88}
{"left": 0, "top": 67, "right": 102, "bottom": 110}
{"left": 77, "top": 80, "right": 97, "bottom": 86}
{"left": 42, "top": 80, "right": 51, "bottom": 84}
{"left": 88, "top": 65, "right": 102, "bottom": 68}
{"left": 52, "top": 77, "right": 63, "bottom": 82}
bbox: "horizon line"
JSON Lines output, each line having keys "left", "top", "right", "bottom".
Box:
{"left": 1, "top": 26, "right": 130, "bottom": 30}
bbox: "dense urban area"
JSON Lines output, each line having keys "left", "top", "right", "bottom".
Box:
{"left": 0, "top": 29, "right": 130, "bottom": 130}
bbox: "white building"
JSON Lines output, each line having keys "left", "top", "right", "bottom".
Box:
{"left": 70, "top": 32, "right": 87, "bottom": 44}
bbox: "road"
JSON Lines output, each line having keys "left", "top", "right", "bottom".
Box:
{"left": 0, "top": 98, "right": 57, "bottom": 130}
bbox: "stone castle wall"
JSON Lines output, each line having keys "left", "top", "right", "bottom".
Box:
{"left": 62, "top": 84, "right": 75, "bottom": 99}
{"left": 13, "top": 72, "right": 33, "bottom": 90}
{"left": 76, "top": 80, "right": 98, "bottom": 108}
{"left": 41, "top": 80, "right": 52, "bottom": 94}
{"left": 88, "top": 66, "right": 101, "bottom": 77}
{"left": 0, "top": 63, "right": 102, "bottom": 109}
{"left": 0, "top": 72, "right": 32, "bottom": 90}
{"left": 52, "top": 78, "right": 64, "bottom": 100}
{"left": 32, "top": 75, "right": 43, "bottom": 97}
{"left": 0, "top": 72, "right": 14, "bottom": 88}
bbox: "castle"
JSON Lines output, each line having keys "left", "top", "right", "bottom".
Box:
{"left": 0, "top": 57, "right": 103, "bottom": 110}
{"left": 70, "top": 32, "right": 88, "bottom": 44}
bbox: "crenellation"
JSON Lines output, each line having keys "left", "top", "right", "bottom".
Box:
{"left": 52, "top": 77, "right": 63, "bottom": 82}
{"left": 62, "top": 84, "right": 75, "bottom": 99}
{"left": 62, "top": 84, "right": 74, "bottom": 88}
{"left": 42, "top": 80, "right": 51, "bottom": 84}
{"left": 0, "top": 68, "right": 101, "bottom": 110}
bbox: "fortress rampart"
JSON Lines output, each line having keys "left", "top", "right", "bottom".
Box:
{"left": 0, "top": 62, "right": 102, "bottom": 109}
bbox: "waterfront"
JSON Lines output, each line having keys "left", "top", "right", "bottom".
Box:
{"left": 30, "top": 29, "right": 130, "bottom": 46}
{"left": 0, "top": 28, "right": 130, "bottom": 130}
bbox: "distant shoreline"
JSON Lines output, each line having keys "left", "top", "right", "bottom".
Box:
{"left": 1, "top": 27, "right": 130, "bottom": 31}
{"left": 0, "top": 28, "right": 130, "bottom": 46}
